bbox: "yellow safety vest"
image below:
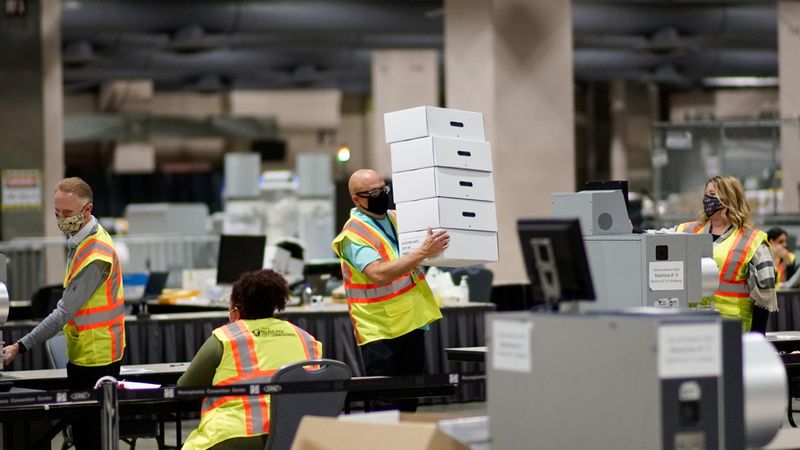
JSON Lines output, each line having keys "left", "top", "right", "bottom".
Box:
{"left": 184, "top": 318, "right": 322, "bottom": 450}
{"left": 63, "top": 224, "right": 125, "bottom": 366}
{"left": 777, "top": 251, "right": 796, "bottom": 284}
{"left": 331, "top": 209, "right": 442, "bottom": 345}
{"left": 679, "top": 221, "right": 767, "bottom": 332}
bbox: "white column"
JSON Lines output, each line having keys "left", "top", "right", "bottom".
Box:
{"left": 445, "top": 0, "right": 574, "bottom": 283}
{"left": 370, "top": 50, "right": 439, "bottom": 178}
{"left": 779, "top": 1, "right": 800, "bottom": 212}
{"left": 42, "top": 0, "right": 66, "bottom": 283}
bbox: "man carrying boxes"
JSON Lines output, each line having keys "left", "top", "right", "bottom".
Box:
{"left": 331, "top": 168, "right": 448, "bottom": 412}
{"left": 332, "top": 105, "right": 498, "bottom": 412}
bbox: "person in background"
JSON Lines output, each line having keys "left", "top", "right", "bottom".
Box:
{"left": 2, "top": 177, "right": 126, "bottom": 450}
{"left": 767, "top": 227, "right": 797, "bottom": 286}
{"left": 331, "top": 169, "right": 448, "bottom": 412}
{"left": 675, "top": 175, "right": 776, "bottom": 333}
{"left": 179, "top": 269, "right": 322, "bottom": 450}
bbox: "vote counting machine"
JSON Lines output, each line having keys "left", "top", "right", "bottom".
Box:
{"left": 486, "top": 311, "right": 787, "bottom": 450}
{"left": 552, "top": 189, "right": 720, "bottom": 311}
{"left": 486, "top": 194, "right": 789, "bottom": 449}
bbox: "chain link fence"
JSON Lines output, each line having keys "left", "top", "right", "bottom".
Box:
{"left": 650, "top": 119, "right": 800, "bottom": 217}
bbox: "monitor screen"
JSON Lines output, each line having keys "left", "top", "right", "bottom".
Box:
{"left": 517, "top": 219, "right": 595, "bottom": 305}
{"left": 143, "top": 271, "right": 169, "bottom": 299}
{"left": 216, "top": 235, "right": 267, "bottom": 284}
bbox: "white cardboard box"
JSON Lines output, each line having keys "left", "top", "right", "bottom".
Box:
{"left": 384, "top": 106, "right": 486, "bottom": 144}
{"left": 400, "top": 228, "right": 498, "bottom": 267}
{"left": 390, "top": 136, "right": 492, "bottom": 173}
{"left": 392, "top": 167, "right": 495, "bottom": 203}
{"left": 395, "top": 197, "right": 497, "bottom": 233}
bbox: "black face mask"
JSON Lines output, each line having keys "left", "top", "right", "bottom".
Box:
{"left": 364, "top": 190, "right": 390, "bottom": 215}
{"left": 703, "top": 194, "right": 724, "bottom": 217}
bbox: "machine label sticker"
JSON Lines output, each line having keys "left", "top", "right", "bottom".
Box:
{"left": 658, "top": 323, "right": 721, "bottom": 379}
{"left": 491, "top": 320, "right": 533, "bottom": 373}
{"left": 649, "top": 261, "right": 684, "bottom": 291}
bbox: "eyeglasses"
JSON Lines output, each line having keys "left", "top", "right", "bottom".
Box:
{"left": 356, "top": 185, "right": 391, "bottom": 198}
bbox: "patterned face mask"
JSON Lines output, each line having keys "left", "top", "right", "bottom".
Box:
{"left": 57, "top": 212, "right": 84, "bottom": 235}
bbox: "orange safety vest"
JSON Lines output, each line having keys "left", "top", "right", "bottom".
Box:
{"left": 777, "top": 251, "right": 796, "bottom": 284}
{"left": 62, "top": 224, "right": 125, "bottom": 366}
{"left": 183, "top": 318, "right": 322, "bottom": 450}
{"left": 678, "top": 221, "right": 767, "bottom": 332}
{"left": 331, "top": 209, "right": 441, "bottom": 345}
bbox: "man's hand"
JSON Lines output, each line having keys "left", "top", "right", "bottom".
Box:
{"left": 2, "top": 343, "right": 20, "bottom": 365}
{"left": 414, "top": 228, "right": 450, "bottom": 259}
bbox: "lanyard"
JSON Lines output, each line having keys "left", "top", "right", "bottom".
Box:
{"left": 367, "top": 215, "right": 399, "bottom": 251}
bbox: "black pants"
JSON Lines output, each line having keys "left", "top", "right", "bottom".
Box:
{"left": 67, "top": 361, "right": 122, "bottom": 450}
{"left": 751, "top": 305, "right": 769, "bottom": 334}
{"left": 360, "top": 329, "right": 426, "bottom": 412}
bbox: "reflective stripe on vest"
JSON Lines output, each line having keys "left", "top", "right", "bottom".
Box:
{"left": 345, "top": 275, "right": 416, "bottom": 304}
{"left": 716, "top": 279, "right": 750, "bottom": 297}
{"left": 201, "top": 320, "right": 320, "bottom": 436}
{"left": 678, "top": 221, "right": 704, "bottom": 234}
{"left": 67, "top": 238, "right": 115, "bottom": 283}
{"left": 345, "top": 219, "right": 390, "bottom": 260}
{"left": 719, "top": 229, "right": 759, "bottom": 281}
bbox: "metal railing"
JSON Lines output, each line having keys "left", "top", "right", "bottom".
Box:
{"left": 0, "top": 234, "right": 219, "bottom": 300}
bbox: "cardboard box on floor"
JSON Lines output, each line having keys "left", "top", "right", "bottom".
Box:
{"left": 290, "top": 413, "right": 469, "bottom": 450}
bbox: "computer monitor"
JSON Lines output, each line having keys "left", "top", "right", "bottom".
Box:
{"left": 142, "top": 271, "right": 169, "bottom": 300}
{"left": 216, "top": 235, "right": 267, "bottom": 285}
{"left": 584, "top": 180, "right": 629, "bottom": 213}
{"left": 517, "top": 219, "right": 596, "bottom": 308}
{"left": 303, "top": 259, "right": 343, "bottom": 295}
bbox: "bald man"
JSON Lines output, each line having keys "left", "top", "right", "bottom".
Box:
{"left": 332, "top": 169, "right": 448, "bottom": 411}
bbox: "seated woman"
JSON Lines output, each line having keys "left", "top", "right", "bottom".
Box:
{"left": 179, "top": 269, "right": 322, "bottom": 450}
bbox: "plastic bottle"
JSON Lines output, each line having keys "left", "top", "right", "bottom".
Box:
{"left": 457, "top": 275, "right": 470, "bottom": 304}
{"left": 302, "top": 285, "right": 313, "bottom": 306}
{"left": 426, "top": 267, "right": 443, "bottom": 306}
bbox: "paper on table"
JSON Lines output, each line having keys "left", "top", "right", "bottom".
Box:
{"left": 119, "top": 380, "right": 161, "bottom": 390}
{"left": 120, "top": 368, "right": 153, "bottom": 375}
{"left": 337, "top": 410, "right": 401, "bottom": 423}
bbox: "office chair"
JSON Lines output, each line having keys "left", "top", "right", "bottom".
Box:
{"left": 45, "top": 333, "right": 164, "bottom": 450}
{"left": 30, "top": 284, "right": 64, "bottom": 319}
{"left": 265, "top": 359, "right": 352, "bottom": 450}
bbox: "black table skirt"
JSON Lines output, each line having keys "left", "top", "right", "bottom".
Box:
{"left": 768, "top": 290, "right": 800, "bottom": 332}
{"left": 1, "top": 303, "right": 494, "bottom": 401}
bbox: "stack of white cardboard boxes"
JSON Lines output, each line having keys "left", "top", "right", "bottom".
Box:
{"left": 384, "top": 106, "right": 499, "bottom": 267}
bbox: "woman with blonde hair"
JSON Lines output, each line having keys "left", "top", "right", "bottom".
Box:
{"left": 676, "top": 175, "right": 776, "bottom": 333}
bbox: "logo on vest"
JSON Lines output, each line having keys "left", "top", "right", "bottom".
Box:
{"left": 251, "top": 328, "right": 295, "bottom": 338}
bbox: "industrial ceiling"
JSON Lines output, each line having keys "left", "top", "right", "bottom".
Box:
{"left": 60, "top": 0, "right": 778, "bottom": 93}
